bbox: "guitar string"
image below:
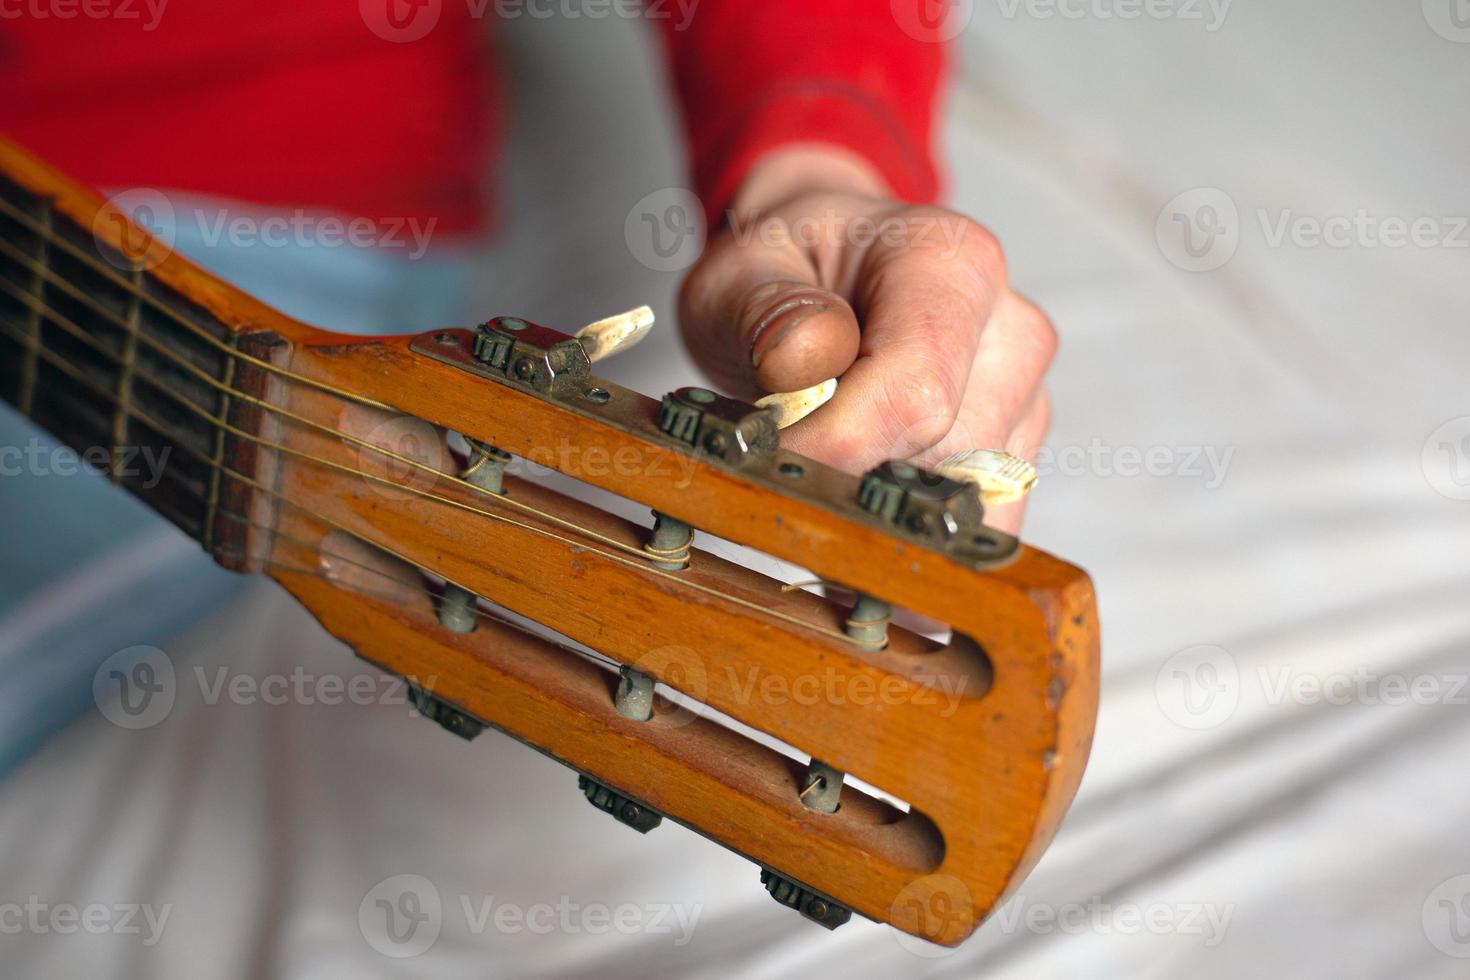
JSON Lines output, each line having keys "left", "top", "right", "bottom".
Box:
{"left": 203, "top": 509, "right": 626, "bottom": 672}
{"left": 0, "top": 194, "right": 393, "bottom": 410}
{"left": 0, "top": 317, "right": 858, "bottom": 645}
{"left": 0, "top": 261, "right": 657, "bottom": 562}
{"left": 7, "top": 365, "right": 640, "bottom": 673}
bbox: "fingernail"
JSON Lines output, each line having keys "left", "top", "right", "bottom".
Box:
{"left": 750, "top": 295, "right": 828, "bottom": 368}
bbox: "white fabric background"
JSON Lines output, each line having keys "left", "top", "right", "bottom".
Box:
{"left": 2, "top": 2, "right": 1468, "bottom": 977}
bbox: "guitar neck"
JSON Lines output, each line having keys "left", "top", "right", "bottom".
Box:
{"left": 0, "top": 170, "right": 289, "bottom": 570}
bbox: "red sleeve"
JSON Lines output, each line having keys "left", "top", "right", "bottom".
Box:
{"left": 655, "top": 0, "right": 948, "bottom": 226}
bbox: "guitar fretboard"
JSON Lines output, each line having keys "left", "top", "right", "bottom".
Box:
{"left": 0, "top": 174, "right": 274, "bottom": 563}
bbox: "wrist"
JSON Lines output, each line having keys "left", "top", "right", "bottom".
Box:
{"left": 730, "top": 144, "right": 893, "bottom": 218}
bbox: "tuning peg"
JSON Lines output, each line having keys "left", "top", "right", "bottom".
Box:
{"left": 933, "top": 449, "right": 1038, "bottom": 505}
{"left": 754, "top": 378, "right": 837, "bottom": 429}
{"left": 576, "top": 305, "right": 655, "bottom": 363}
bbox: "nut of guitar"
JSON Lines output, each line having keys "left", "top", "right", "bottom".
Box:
{"left": 0, "top": 133, "right": 1100, "bottom": 947}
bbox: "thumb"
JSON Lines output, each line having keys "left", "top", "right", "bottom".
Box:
{"left": 678, "top": 239, "right": 860, "bottom": 397}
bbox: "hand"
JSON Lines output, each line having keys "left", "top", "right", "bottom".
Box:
{"left": 677, "top": 146, "right": 1057, "bottom": 533}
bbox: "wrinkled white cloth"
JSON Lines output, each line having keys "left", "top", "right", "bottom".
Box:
{"left": 2, "top": 4, "right": 1468, "bottom": 978}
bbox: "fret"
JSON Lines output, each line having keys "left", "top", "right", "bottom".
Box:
{"left": 0, "top": 173, "right": 283, "bottom": 559}
{"left": 201, "top": 334, "right": 239, "bottom": 552}
{"left": 109, "top": 264, "right": 143, "bottom": 484}
{"left": 16, "top": 201, "right": 49, "bottom": 414}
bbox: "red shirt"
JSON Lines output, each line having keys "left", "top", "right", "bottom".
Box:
{"left": 0, "top": 0, "right": 944, "bottom": 234}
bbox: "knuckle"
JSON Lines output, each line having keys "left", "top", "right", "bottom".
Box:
{"left": 880, "top": 362, "right": 961, "bottom": 453}
{"left": 955, "top": 218, "right": 1007, "bottom": 283}
{"left": 1023, "top": 300, "right": 1060, "bottom": 364}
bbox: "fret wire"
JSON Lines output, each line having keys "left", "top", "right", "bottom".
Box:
{"left": 23, "top": 375, "right": 625, "bottom": 673}
{"left": 0, "top": 193, "right": 394, "bottom": 411}
{"left": 0, "top": 272, "right": 657, "bottom": 562}
{"left": 15, "top": 201, "right": 49, "bottom": 414}
{"left": 0, "top": 262, "right": 661, "bottom": 563}
{"left": 0, "top": 315, "right": 858, "bottom": 647}
{"left": 109, "top": 264, "right": 142, "bottom": 483}
{"left": 201, "top": 335, "right": 238, "bottom": 552}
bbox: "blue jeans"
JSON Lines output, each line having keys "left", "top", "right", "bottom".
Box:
{"left": 0, "top": 198, "right": 475, "bottom": 775}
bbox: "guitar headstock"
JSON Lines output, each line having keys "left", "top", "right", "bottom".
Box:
{"left": 0, "top": 133, "right": 1099, "bottom": 946}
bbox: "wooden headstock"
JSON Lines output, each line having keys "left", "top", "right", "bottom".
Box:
{"left": 0, "top": 134, "right": 1099, "bottom": 945}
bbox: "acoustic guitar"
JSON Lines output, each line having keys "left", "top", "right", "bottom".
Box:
{"left": 0, "top": 134, "right": 1098, "bottom": 946}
